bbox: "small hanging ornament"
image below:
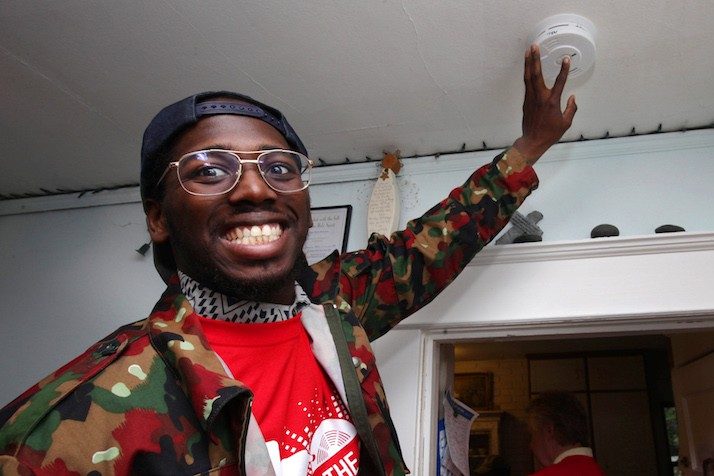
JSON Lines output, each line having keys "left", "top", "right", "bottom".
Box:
{"left": 367, "top": 150, "right": 402, "bottom": 237}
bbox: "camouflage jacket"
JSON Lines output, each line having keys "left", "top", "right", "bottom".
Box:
{"left": 0, "top": 149, "right": 537, "bottom": 476}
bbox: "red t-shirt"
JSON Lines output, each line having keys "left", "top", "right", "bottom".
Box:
{"left": 531, "top": 455, "right": 606, "bottom": 476}
{"left": 200, "top": 314, "right": 360, "bottom": 475}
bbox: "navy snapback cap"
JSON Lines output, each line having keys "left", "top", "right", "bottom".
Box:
{"left": 140, "top": 90, "right": 308, "bottom": 201}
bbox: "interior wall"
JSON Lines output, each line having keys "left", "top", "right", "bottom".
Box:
{"left": 454, "top": 359, "right": 531, "bottom": 474}
{"left": 669, "top": 330, "right": 714, "bottom": 367}
{"left": 1, "top": 131, "right": 714, "bottom": 473}
{"left": 314, "top": 130, "right": 714, "bottom": 250}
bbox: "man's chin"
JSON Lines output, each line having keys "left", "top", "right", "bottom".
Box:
{"left": 203, "top": 257, "right": 307, "bottom": 303}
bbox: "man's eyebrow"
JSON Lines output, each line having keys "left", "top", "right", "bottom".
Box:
{"left": 257, "top": 144, "right": 289, "bottom": 151}
{"left": 199, "top": 143, "right": 288, "bottom": 151}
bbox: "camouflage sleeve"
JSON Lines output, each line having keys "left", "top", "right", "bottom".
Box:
{"left": 338, "top": 148, "right": 538, "bottom": 341}
{"left": 0, "top": 455, "right": 28, "bottom": 475}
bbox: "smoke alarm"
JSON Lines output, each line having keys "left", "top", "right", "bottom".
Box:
{"left": 530, "top": 14, "right": 596, "bottom": 82}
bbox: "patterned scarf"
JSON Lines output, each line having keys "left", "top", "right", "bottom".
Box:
{"left": 178, "top": 271, "right": 312, "bottom": 323}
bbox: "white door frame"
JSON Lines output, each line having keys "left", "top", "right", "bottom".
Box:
{"left": 399, "top": 232, "right": 714, "bottom": 474}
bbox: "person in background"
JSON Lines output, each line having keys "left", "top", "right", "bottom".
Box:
{"left": 526, "top": 391, "right": 607, "bottom": 475}
{"left": 0, "top": 45, "right": 576, "bottom": 476}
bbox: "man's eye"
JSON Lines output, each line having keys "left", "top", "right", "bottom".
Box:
{"left": 265, "top": 163, "right": 293, "bottom": 176}
{"left": 184, "top": 164, "right": 232, "bottom": 182}
{"left": 196, "top": 165, "right": 230, "bottom": 178}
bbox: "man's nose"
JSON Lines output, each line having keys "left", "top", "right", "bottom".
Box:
{"left": 227, "top": 164, "right": 277, "bottom": 202}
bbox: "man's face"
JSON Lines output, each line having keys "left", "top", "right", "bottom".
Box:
{"left": 147, "top": 114, "right": 311, "bottom": 304}
{"left": 528, "top": 416, "right": 555, "bottom": 468}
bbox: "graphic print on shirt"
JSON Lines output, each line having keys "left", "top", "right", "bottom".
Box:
{"left": 198, "top": 313, "right": 360, "bottom": 475}
{"left": 266, "top": 388, "right": 359, "bottom": 476}
{"left": 311, "top": 418, "right": 359, "bottom": 476}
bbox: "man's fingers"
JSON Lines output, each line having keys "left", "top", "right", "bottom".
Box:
{"left": 551, "top": 56, "right": 570, "bottom": 99}
{"left": 563, "top": 95, "right": 577, "bottom": 125}
{"left": 524, "top": 45, "right": 534, "bottom": 97}
{"left": 530, "top": 45, "right": 546, "bottom": 92}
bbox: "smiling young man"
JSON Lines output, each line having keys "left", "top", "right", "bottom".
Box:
{"left": 0, "top": 46, "right": 576, "bottom": 475}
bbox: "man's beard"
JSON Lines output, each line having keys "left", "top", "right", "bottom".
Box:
{"left": 168, "top": 235, "right": 309, "bottom": 304}
{"left": 164, "top": 206, "right": 311, "bottom": 302}
{"left": 199, "top": 253, "right": 308, "bottom": 302}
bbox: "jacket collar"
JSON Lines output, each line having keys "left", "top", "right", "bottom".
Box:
{"left": 298, "top": 249, "right": 341, "bottom": 303}
{"left": 147, "top": 277, "right": 252, "bottom": 432}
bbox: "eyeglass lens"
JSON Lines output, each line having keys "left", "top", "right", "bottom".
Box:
{"left": 177, "top": 150, "right": 310, "bottom": 194}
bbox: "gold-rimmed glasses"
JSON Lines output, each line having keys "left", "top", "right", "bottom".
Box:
{"left": 156, "top": 149, "right": 313, "bottom": 195}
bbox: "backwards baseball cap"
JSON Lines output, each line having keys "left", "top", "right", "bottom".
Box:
{"left": 140, "top": 90, "right": 308, "bottom": 201}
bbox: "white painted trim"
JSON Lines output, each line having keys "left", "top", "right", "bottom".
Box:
{"left": 414, "top": 330, "right": 440, "bottom": 474}
{"left": 401, "top": 309, "right": 714, "bottom": 334}
{"left": 0, "top": 187, "right": 142, "bottom": 216}
{"left": 468, "top": 231, "right": 714, "bottom": 266}
{"left": 2, "top": 129, "right": 713, "bottom": 217}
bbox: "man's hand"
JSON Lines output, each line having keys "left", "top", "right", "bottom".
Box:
{"left": 512, "top": 44, "right": 578, "bottom": 165}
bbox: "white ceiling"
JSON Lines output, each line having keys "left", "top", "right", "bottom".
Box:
{"left": 1, "top": 1, "right": 713, "bottom": 198}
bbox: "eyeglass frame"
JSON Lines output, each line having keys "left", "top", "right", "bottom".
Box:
{"left": 155, "top": 148, "right": 314, "bottom": 196}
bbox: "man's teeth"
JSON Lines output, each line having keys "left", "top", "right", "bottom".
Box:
{"left": 225, "top": 225, "right": 282, "bottom": 245}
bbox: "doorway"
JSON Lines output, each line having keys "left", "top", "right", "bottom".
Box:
{"left": 414, "top": 327, "right": 714, "bottom": 476}
{"left": 451, "top": 333, "right": 676, "bottom": 475}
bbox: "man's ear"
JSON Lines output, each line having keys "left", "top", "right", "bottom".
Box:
{"left": 544, "top": 421, "right": 555, "bottom": 434}
{"left": 145, "top": 198, "right": 169, "bottom": 244}
{"left": 541, "top": 421, "right": 556, "bottom": 441}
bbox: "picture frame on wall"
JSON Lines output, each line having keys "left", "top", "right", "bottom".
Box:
{"left": 453, "top": 372, "right": 495, "bottom": 410}
{"left": 304, "top": 205, "right": 352, "bottom": 265}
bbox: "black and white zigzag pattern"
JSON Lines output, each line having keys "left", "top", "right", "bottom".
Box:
{"left": 178, "top": 271, "right": 311, "bottom": 323}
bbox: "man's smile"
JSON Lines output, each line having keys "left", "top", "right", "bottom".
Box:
{"left": 223, "top": 224, "right": 283, "bottom": 245}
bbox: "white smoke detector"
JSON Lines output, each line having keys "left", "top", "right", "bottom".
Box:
{"left": 530, "top": 14, "right": 597, "bottom": 82}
